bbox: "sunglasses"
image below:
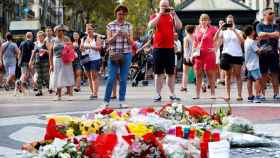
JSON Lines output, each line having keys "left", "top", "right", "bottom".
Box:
{"left": 268, "top": 12, "right": 275, "bottom": 16}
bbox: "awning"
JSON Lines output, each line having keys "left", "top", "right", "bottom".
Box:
{"left": 9, "top": 20, "right": 41, "bottom": 31}
{"left": 176, "top": 0, "right": 258, "bottom": 25}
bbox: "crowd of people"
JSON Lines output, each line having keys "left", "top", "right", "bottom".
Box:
{"left": 0, "top": 0, "right": 280, "bottom": 107}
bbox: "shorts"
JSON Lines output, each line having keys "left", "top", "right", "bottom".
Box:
{"left": 84, "top": 59, "right": 101, "bottom": 72}
{"left": 20, "top": 62, "right": 29, "bottom": 74}
{"left": 220, "top": 53, "right": 243, "bottom": 70}
{"left": 193, "top": 52, "right": 216, "bottom": 71}
{"left": 183, "top": 58, "right": 193, "bottom": 66}
{"left": 72, "top": 59, "right": 82, "bottom": 71}
{"left": 4, "top": 64, "right": 16, "bottom": 76}
{"left": 247, "top": 69, "right": 262, "bottom": 81}
{"left": 259, "top": 53, "right": 279, "bottom": 74}
{"left": 153, "top": 48, "right": 175, "bottom": 75}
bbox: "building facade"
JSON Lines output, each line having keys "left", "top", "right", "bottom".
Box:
{"left": 0, "top": 0, "right": 63, "bottom": 38}
{"left": 238, "top": 0, "right": 280, "bottom": 20}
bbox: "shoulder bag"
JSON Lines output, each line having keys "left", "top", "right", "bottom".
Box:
{"left": 192, "top": 27, "right": 208, "bottom": 58}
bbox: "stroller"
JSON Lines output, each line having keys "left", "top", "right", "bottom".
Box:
{"left": 129, "top": 49, "right": 153, "bottom": 87}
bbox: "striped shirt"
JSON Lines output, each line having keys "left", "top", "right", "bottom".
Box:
{"left": 106, "top": 20, "right": 132, "bottom": 53}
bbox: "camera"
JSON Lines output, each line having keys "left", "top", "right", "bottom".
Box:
{"left": 223, "top": 23, "right": 233, "bottom": 28}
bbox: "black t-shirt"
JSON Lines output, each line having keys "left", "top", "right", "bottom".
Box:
{"left": 256, "top": 23, "right": 279, "bottom": 53}
{"left": 19, "top": 40, "right": 34, "bottom": 63}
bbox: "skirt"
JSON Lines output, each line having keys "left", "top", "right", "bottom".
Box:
{"left": 50, "top": 57, "right": 74, "bottom": 89}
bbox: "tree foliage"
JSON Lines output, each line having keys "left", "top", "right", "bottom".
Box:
{"left": 63, "top": 0, "right": 169, "bottom": 35}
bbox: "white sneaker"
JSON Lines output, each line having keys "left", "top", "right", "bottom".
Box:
{"left": 119, "top": 101, "right": 130, "bottom": 109}
{"left": 98, "top": 102, "right": 109, "bottom": 109}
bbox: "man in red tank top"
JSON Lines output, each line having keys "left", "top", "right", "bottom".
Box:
{"left": 148, "top": 0, "right": 182, "bottom": 102}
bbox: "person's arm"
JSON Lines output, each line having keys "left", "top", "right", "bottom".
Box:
{"left": 29, "top": 50, "right": 35, "bottom": 68}
{"left": 48, "top": 43, "right": 54, "bottom": 72}
{"left": 15, "top": 45, "right": 21, "bottom": 60}
{"left": 214, "top": 23, "right": 224, "bottom": 43}
{"left": 0, "top": 44, "right": 3, "bottom": 66}
{"left": 256, "top": 23, "right": 279, "bottom": 39}
{"left": 172, "top": 13, "right": 182, "bottom": 30}
{"left": 94, "top": 37, "right": 102, "bottom": 51}
{"left": 148, "top": 13, "right": 162, "bottom": 29}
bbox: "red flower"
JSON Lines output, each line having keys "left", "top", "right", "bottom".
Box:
{"left": 44, "top": 119, "right": 66, "bottom": 141}
{"left": 186, "top": 106, "right": 209, "bottom": 118}
{"left": 139, "top": 107, "right": 156, "bottom": 115}
{"left": 122, "top": 134, "right": 135, "bottom": 145}
{"left": 100, "top": 108, "right": 114, "bottom": 115}
{"left": 85, "top": 133, "right": 118, "bottom": 158}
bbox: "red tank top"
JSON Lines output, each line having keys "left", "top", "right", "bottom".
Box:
{"left": 152, "top": 14, "right": 174, "bottom": 48}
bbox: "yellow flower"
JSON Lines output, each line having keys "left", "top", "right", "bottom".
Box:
{"left": 66, "top": 128, "right": 74, "bottom": 138}
{"left": 128, "top": 123, "right": 152, "bottom": 137}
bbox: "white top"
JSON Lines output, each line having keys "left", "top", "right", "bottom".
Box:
{"left": 183, "top": 36, "right": 193, "bottom": 59}
{"left": 244, "top": 38, "right": 259, "bottom": 71}
{"left": 220, "top": 29, "right": 243, "bottom": 57}
{"left": 174, "top": 40, "right": 182, "bottom": 53}
{"left": 83, "top": 37, "right": 101, "bottom": 61}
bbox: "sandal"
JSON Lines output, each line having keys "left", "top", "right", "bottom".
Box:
{"left": 236, "top": 97, "right": 243, "bottom": 101}
{"left": 192, "top": 97, "right": 200, "bottom": 100}
{"left": 180, "top": 87, "right": 187, "bottom": 92}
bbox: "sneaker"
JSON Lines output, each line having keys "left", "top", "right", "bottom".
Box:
{"left": 259, "top": 96, "right": 266, "bottom": 101}
{"left": 99, "top": 102, "right": 109, "bottom": 109}
{"left": 74, "top": 88, "right": 80, "bottom": 92}
{"left": 35, "top": 91, "right": 43, "bottom": 96}
{"left": 3, "top": 84, "right": 9, "bottom": 91}
{"left": 169, "top": 96, "right": 181, "bottom": 101}
{"left": 273, "top": 95, "right": 280, "bottom": 100}
{"left": 247, "top": 96, "right": 254, "bottom": 102}
{"left": 253, "top": 96, "right": 262, "bottom": 103}
{"left": 153, "top": 96, "right": 162, "bottom": 102}
{"left": 119, "top": 101, "right": 130, "bottom": 109}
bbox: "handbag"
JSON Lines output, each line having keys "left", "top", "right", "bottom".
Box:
{"left": 61, "top": 43, "right": 75, "bottom": 64}
{"left": 109, "top": 33, "right": 126, "bottom": 65}
{"left": 192, "top": 27, "right": 208, "bottom": 58}
{"left": 80, "top": 54, "right": 90, "bottom": 65}
{"left": 109, "top": 51, "right": 125, "bottom": 65}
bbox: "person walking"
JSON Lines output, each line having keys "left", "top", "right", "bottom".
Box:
{"left": 19, "top": 32, "right": 34, "bottom": 88}
{"left": 49, "top": 24, "right": 75, "bottom": 101}
{"left": 72, "top": 32, "right": 82, "bottom": 92}
{"left": 103, "top": 5, "right": 133, "bottom": 107}
{"left": 29, "top": 31, "right": 50, "bottom": 96}
{"left": 148, "top": 0, "right": 182, "bottom": 102}
{"left": 80, "top": 24, "right": 102, "bottom": 99}
{"left": 181, "top": 25, "right": 195, "bottom": 92}
{"left": 214, "top": 15, "right": 244, "bottom": 101}
{"left": 0, "top": 32, "right": 20, "bottom": 91}
{"left": 192, "top": 14, "right": 217, "bottom": 99}
{"left": 256, "top": 8, "right": 280, "bottom": 100}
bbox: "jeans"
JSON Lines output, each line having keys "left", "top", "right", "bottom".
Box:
{"left": 104, "top": 53, "right": 132, "bottom": 102}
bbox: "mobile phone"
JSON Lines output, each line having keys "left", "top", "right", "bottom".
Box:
{"left": 223, "top": 23, "right": 233, "bottom": 28}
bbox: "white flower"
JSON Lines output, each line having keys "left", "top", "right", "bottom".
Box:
{"left": 39, "top": 144, "right": 58, "bottom": 157}
{"left": 58, "top": 152, "right": 71, "bottom": 158}
{"left": 166, "top": 107, "right": 172, "bottom": 113}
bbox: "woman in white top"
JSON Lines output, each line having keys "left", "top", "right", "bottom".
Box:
{"left": 214, "top": 15, "right": 244, "bottom": 101}
{"left": 181, "top": 25, "right": 195, "bottom": 91}
{"left": 80, "top": 24, "right": 102, "bottom": 100}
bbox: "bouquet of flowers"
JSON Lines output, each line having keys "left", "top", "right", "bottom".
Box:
{"left": 158, "top": 103, "right": 192, "bottom": 124}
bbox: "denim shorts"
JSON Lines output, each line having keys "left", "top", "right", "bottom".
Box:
{"left": 247, "top": 69, "right": 262, "bottom": 81}
{"left": 84, "top": 59, "right": 101, "bottom": 72}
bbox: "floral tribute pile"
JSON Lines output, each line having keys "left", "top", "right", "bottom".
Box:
{"left": 21, "top": 103, "right": 235, "bottom": 158}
